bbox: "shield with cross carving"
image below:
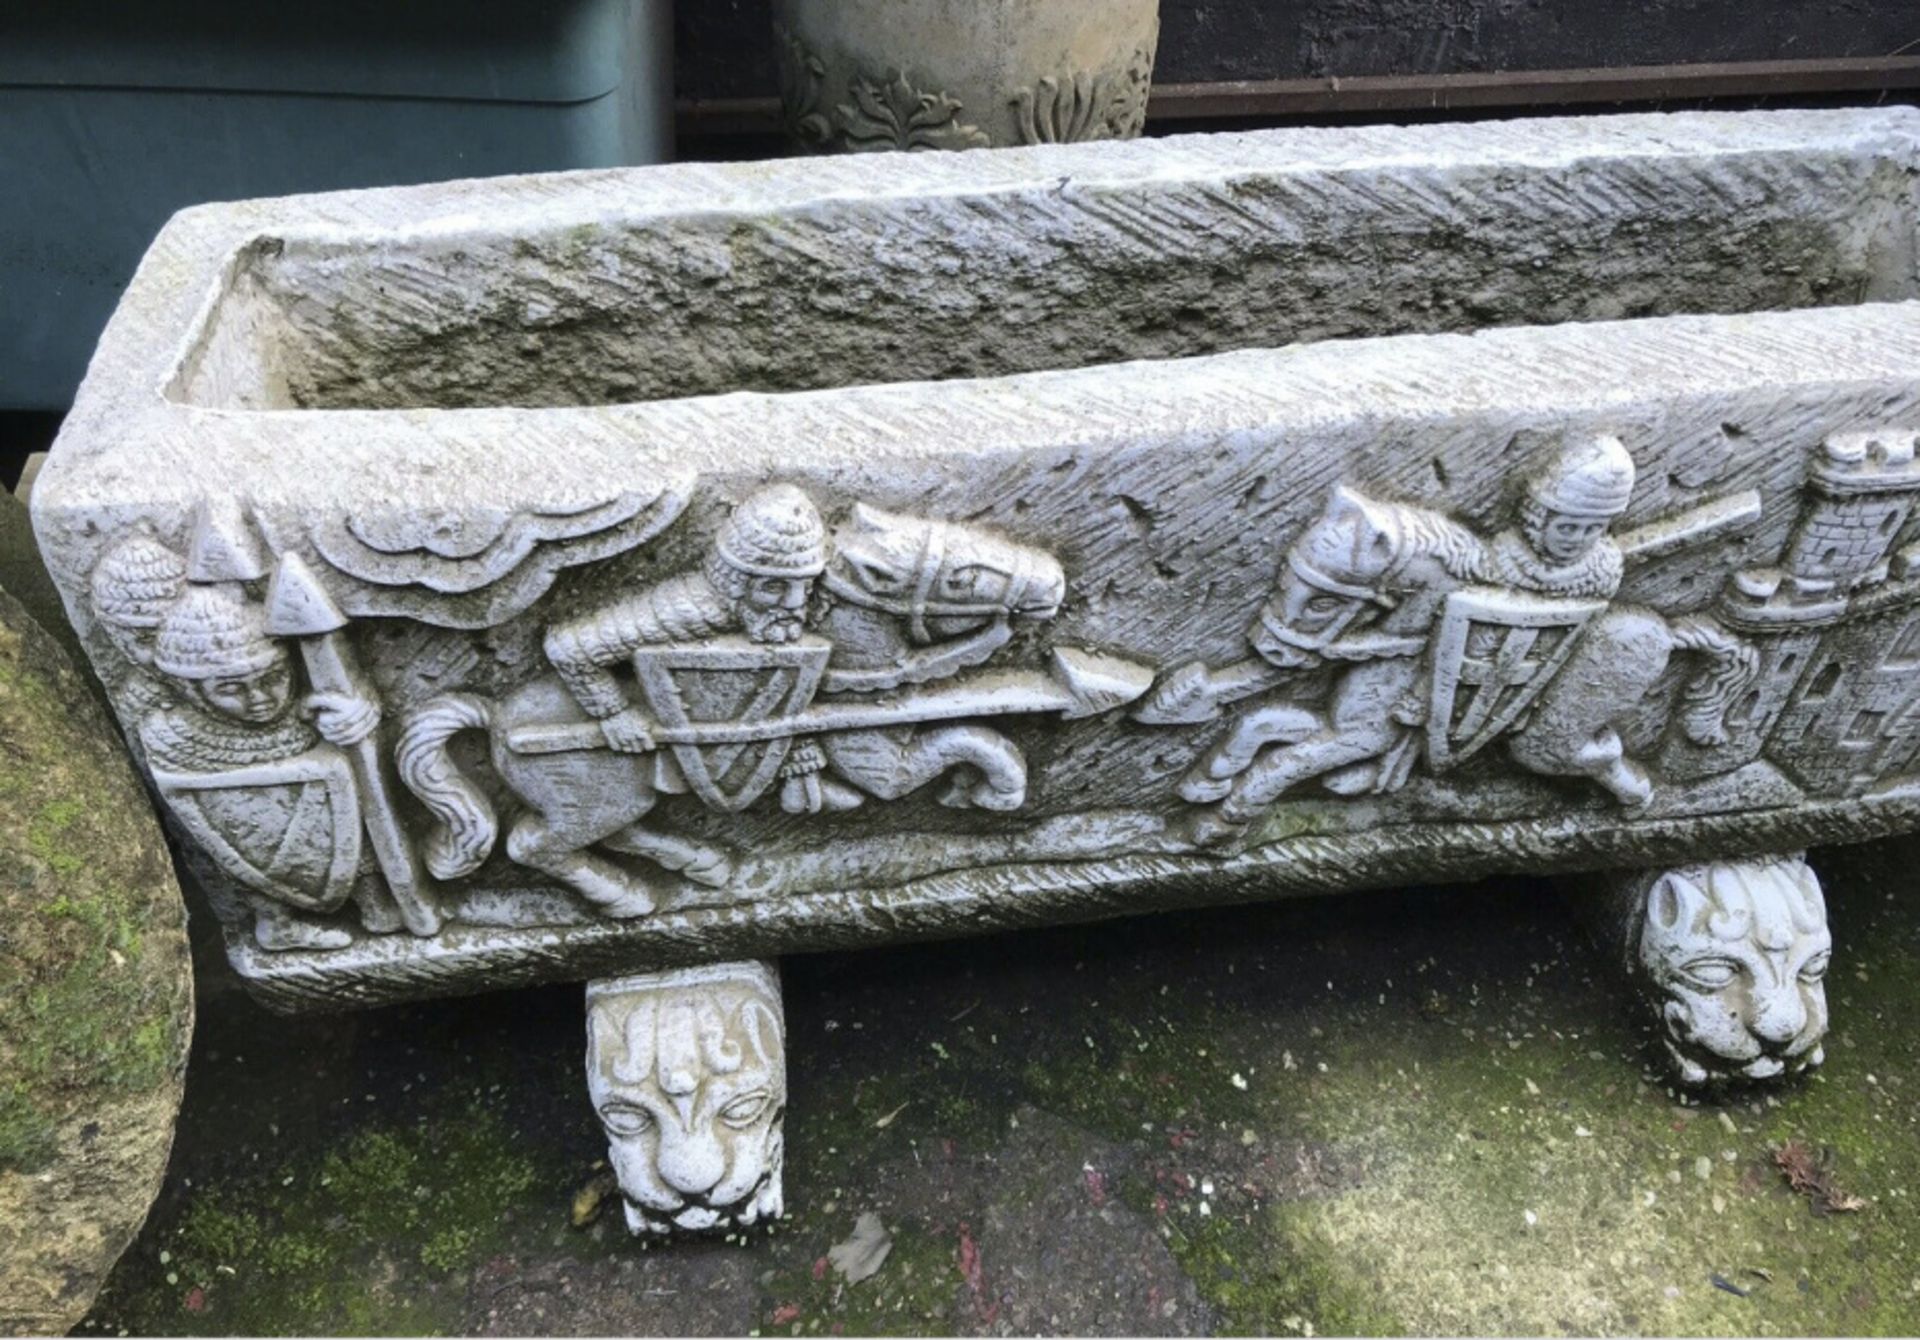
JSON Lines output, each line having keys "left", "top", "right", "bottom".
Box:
{"left": 1425, "top": 586, "right": 1606, "bottom": 772}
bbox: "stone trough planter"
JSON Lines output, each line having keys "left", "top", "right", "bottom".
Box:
{"left": 33, "top": 108, "right": 1920, "bottom": 1233}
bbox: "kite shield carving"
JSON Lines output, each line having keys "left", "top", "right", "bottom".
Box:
{"left": 634, "top": 637, "right": 834, "bottom": 812}
{"left": 1426, "top": 588, "right": 1605, "bottom": 772}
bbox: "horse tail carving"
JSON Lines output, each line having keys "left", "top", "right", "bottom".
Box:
{"left": 396, "top": 693, "right": 499, "bottom": 880}
{"left": 1669, "top": 616, "right": 1760, "bottom": 747}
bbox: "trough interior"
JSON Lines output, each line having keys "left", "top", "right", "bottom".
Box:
{"left": 170, "top": 139, "right": 1920, "bottom": 413}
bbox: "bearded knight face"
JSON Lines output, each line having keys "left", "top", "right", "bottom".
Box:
{"left": 585, "top": 963, "right": 787, "bottom": 1234}
{"left": 737, "top": 573, "right": 813, "bottom": 645}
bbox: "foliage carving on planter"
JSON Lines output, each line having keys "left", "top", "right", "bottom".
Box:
{"left": 837, "top": 71, "right": 991, "bottom": 153}
{"left": 774, "top": 23, "right": 834, "bottom": 152}
{"left": 1010, "top": 43, "right": 1157, "bottom": 145}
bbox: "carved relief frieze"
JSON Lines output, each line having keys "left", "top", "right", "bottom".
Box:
{"left": 1135, "top": 434, "right": 1765, "bottom": 844}
{"left": 395, "top": 485, "right": 1147, "bottom": 924}
{"left": 70, "top": 424, "right": 1920, "bottom": 962}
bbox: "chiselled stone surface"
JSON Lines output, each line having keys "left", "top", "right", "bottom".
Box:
{"left": 29, "top": 108, "right": 1920, "bottom": 1015}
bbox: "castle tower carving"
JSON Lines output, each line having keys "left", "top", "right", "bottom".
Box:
{"left": 1709, "top": 429, "right": 1920, "bottom": 794}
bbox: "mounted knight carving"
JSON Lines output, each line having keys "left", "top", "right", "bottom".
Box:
{"left": 396, "top": 484, "right": 1150, "bottom": 922}
{"left": 1136, "top": 434, "right": 1762, "bottom": 843}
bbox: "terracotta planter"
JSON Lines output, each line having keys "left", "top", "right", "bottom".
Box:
{"left": 773, "top": 0, "right": 1159, "bottom": 151}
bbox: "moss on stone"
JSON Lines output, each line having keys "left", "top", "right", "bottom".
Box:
{"left": 0, "top": 592, "right": 189, "bottom": 1176}
{"left": 748, "top": 1219, "right": 961, "bottom": 1337}
{"left": 1113, "top": 856, "right": 1920, "bottom": 1336}
{"left": 80, "top": 844, "right": 1920, "bottom": 1336}
{"left": 98, "top": 1108, "right": 549, "bottom": 1336}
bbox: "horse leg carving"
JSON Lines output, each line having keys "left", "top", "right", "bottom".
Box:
{"left": 1179, "top": 702, "right": 1322, "bottom": 803}
{"left": 822, "top": 726, "right": 1027, "bottom": 811}
{"left": 601, "top": 825, "right": 734, "bottom": 889}
{"left": 507, "top": 814, "right": 659, "bottom": 919}
{"left": 1215, "top": 729, "right": 1393, "bottom": 824}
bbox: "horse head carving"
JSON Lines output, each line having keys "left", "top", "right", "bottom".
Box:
{"left": 823, "top": 503, "right": 1065, "bottom": 643}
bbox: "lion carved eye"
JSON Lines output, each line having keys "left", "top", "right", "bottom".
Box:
{"left": 1798, "top": 951, "right": 1832, "bottom": 984}
{"left": 600, "top": 1103, "right": 654, "bottom": 1137}
{"left": 719, "top": 1091, "right": 773, "bottom": 1128}
{"left": 1676, "top": 957, "right": 1741, "bottom": 990}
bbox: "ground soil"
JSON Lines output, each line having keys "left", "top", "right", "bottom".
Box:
{"left": 82, "top": 838, "right": 1920, "bottom": 1336}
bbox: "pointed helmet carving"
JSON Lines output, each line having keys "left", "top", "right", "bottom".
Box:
{"left": 154, "top": 584, "right": 283, "bottom": 679}
{"left": 1526, "top": 433, "right": 1636, "bottom": 519}
{"left": 91, "top": 532, "right": 187, "bottom": 630}
{"left": 711, "top": 485, "right": 828, "bottom": 580}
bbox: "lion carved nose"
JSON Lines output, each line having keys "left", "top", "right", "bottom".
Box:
{"left": 656, "top": 1134, "right": 727, "bottom": 1198}
{"left": 1750, "top": 991, "right": 1808, "bottom": 1049}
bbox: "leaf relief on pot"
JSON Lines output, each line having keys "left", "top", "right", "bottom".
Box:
{"left": 1011, "top": 42, "right": 1158, "bottom": 145}
{"left": 836, "top": 71, "right": 991, "bottom": 152}
{"left": 773, "top": 22, "right": 834, "bottom": 151}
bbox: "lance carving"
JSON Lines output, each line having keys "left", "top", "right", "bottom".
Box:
{"left": 1136, "top": 434, "right": 1762, "bottom": 844}
{"left": 395, "top": 485, "right": 1152, "bottom": 923}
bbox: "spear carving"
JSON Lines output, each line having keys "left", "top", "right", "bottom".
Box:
{"left": 265, "top": 552, "right": 442, "bottom": 936}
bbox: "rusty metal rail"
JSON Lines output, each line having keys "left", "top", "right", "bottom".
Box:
{"left": 677, "top": 55, "right": 1920, "bottom": 140}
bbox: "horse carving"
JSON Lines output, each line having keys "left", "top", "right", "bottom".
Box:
{"left": 396, "top": 489, "right": 1081, "bottom": 919}
{"left": 1138, "top": 436, "right": 1759, "bottom": 843}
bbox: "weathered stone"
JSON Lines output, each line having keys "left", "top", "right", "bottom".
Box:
{"left": 0, "top": 585, "right": 192, "bottom": 1336}
{"left": 74, "top": 853, "right": 1920, "bottom": 1334}
{"left": 772, "top": 0, "right": 1160, "bottom": 151}
{"left": 1588, "top": 854, "right": 1832, "bottom": 1086}
{"left": 586, "top": 961, "right": 785, "bottom": 1234}
{"left": 27, "top": 107, "right": 1920, "bottom": 1053}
